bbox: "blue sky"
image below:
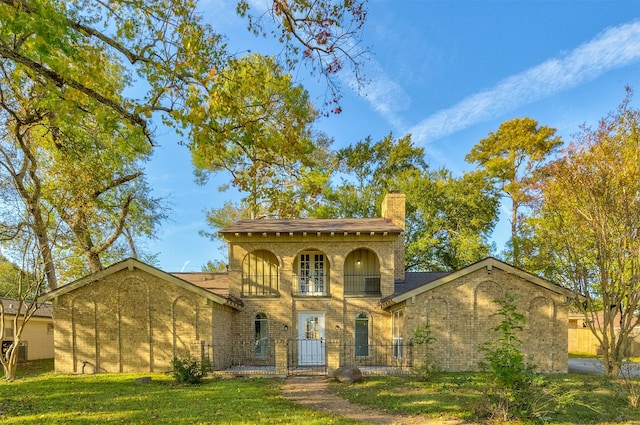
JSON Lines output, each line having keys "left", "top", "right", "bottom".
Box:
{"left": 143, "top": 0, "right": 640, "bottom": 272}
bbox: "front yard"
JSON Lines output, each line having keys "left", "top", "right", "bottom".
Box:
{"left": 1, "top": 359, "right": 639, "bottom": 424}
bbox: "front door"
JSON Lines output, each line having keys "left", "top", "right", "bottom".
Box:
{"left": 298, "top": 312, "right": 325, "bottom": 365}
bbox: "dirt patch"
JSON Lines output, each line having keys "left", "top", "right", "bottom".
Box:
{"left": 281, "top": 376, "right": 470, "bottom": 425}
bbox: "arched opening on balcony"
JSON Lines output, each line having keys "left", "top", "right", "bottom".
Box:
{"left": 344, "top": 248, "right": 381, "bottom": 296}
{"left": 242, "top": 250, "right": 279, "bottom": 296}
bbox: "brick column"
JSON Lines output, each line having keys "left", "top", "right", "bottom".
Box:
{"left": 275, "top": 339, "right": 288, "bottom": 377}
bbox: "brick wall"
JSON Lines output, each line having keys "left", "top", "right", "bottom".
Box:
{"left": 225, "top": 234, "right": 396, "bottom": 363}
{"left": 403, "top": 267, "right": 568, "bottom": 372}
{"left": 53, "top": 268, "right": 235, "bottom": 373}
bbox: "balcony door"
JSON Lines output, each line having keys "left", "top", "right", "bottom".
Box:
{"left": 298, "top": 252, "right": 325, "bottom": 295}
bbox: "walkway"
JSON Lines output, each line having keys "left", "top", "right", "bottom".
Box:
{"left": 280, "top": 376, "right": 469, "bottom": 425}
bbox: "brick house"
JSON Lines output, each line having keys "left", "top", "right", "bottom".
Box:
{"left": 43, "top": 193, "right": 571, "bottom": 374}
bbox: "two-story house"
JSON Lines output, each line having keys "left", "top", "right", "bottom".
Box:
{"left": 43, "top": 193, "right": 571, "bottom": 375}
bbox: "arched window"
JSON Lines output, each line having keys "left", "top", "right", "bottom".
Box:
{"left": 355, "top": 313, "right": 369, "bottom": 357}
{"left": 254, "top": 313, "right": 268, "bottom": 359}
{"left": 242, "top": 251, "right": 279, "bottom": 296}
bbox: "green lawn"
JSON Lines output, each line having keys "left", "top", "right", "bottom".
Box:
{"left": 0, "top": 361, "right": 353, "bottom": 424}
{"left": 329, "top": 372, "right": 640, "bottom": 424}
{"left": 2, "top": 360, "right": 639, "bottom": 424}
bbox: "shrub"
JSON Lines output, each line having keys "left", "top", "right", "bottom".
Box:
{"left": 476, "top": 293, "right": 574, "bottom": 421}
{"left": 411, "top": 324, "right": 439, "bottom": 381}
{"left": 171, "top": 355, "right": 209, "bottom": 384}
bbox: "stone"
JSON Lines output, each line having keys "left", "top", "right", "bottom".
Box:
{"left": 135, "top": 376, "right": 152, "bottom": 385}
{"left": 332, "top": 366, "right": 362, "bottom": 383}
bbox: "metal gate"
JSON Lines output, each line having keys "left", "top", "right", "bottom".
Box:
{"left": 286, "top": 338, "right": 330, "bottom": 376}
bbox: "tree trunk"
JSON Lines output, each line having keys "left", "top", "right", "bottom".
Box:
{"left": 2, "top": 339, "right": 19, "bottom": 381}
{"left": 511, "top": 199, "right": 520, "bottom": 266}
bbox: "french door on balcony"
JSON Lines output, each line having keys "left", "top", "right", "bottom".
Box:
{"left": 298, "top": 252, "right": 325, "bottom": 295}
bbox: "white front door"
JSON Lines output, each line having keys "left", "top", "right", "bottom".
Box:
{"left": 298, "top": 312, "right": 325, "bottom": 365}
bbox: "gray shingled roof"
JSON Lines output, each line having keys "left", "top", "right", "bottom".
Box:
{"left": 1, "top": 298, "right": 53, "bottom": 318}
{"left": 220, "top": 218, "right": 403, "bottom": 235}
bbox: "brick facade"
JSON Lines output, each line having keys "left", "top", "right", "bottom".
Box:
{"left": 398, "top": 266, "right": 569, "bottom": 372}
{"left": 49, "top": 262, "right": 236, "bottom": 373}
{"left": 46, "top": 194, "right": 571, "bottom": 374}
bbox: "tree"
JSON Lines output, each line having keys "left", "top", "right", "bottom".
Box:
{"left": 533, "top": 88, "right": 640, "bottom": 377}
{"left": 315, "top": 133, "right": 499, "bottom": 271}
{"left": 466, "top": 118, "right": 562, "bottom": 266}
{"left": 238, "top": 0, "right": 369, "bottom": 106}
{"left": 315, "top": 132, "right": 427, "bottom": 219}
{"left": 0, "top": 235, "right": 48, "bottom": 380}
{"left": 0, "top": 0, "right": 368, "bottom": 147}
{"left": 401, "top": 168, "right": 499, "bottom": 271}
{"left": 191, "top": 54, "right": 330, "bottom": 219}
{"left": 0, "top": 58, "right": 163, "bottom": 288}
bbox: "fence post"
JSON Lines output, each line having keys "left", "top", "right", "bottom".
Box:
{"left": 327, "top": 339, "right": 340, "bottom": 374}
{"left": 275, "top": 339, "right": 287, "bottom": 377}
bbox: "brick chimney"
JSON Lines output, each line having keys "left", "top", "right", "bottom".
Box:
{"left": 381, "top": 192, "right": 405, "bottom": 281}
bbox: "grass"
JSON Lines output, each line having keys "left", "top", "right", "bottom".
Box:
{"left": 0, "top": 360, "right": 354, "bottom": 424}
{"left": 329, "top": 372, "right": 640, "bottom": 424}
{"left": 2, "top": 360, "right": 640, "bottom": 424}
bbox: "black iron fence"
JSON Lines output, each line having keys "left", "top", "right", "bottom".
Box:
{"left": 343, "top": 274, "right": 381, "bottom": 296}
{"left": 197, "top": 340, "right": 278, "bottom": 376}
{"left": 195, "top": 339, "right": 424, "bottom": 377}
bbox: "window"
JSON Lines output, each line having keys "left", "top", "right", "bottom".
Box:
{"left": 47, "top": 323, "right": 54, "bottom": 335}
{"left": 392, "top": 309, "right": 404, "bottom": 359}
{"left": 4, "top": 323, "right": 13, "bottom": 338}
{"left": 355, "top": 313, "right": 369, "bottom": 357}
{"left": 254, "top": 313, "right": 268, "bottom": 359}
{"left": 298, "top": 252, "right": 326, "bottom": 295}
{"left": 242, "top": 251, "right": 279, "bottom": 296}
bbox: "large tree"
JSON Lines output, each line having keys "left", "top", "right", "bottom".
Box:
{"left": 0, "top": 0, "right": 368, "bottom": 147}
{"left": 401, "top": 168, "right": 499, "bottom": 271}
{"left": 315, "top": 132, "right": 427, "bottom": 219}
{"left": 191, "top": 54, "right": 330, "bottom": 219}
{"left": 466, "top": 117, "right": 562, "bottom": 266}
{"left": 0, "top": 58, "right": 163, "bottom": 288}
{"left": 316, "top": 133, "right": 499, "bottom": 271}
{"left": 533, "top": 88, "right": 640, "bottom": 377}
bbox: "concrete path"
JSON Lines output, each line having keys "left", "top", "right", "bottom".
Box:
{"left": 568, "top": 358, "right": 640, "bottom": 377}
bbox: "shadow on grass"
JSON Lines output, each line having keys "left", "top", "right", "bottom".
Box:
{"left": 0, "top": 360, "right": 355, "bottom": 425}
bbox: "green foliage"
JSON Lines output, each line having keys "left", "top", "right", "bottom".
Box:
{"left": 480, "top": 294, "right": 533, "bottom": 388}
{"left": 531, "top": 87, "right": 640, "bottom": 377}
{"left": 401, "top": 168, "right": 499, "bottom": 271}
{"left": 411, "top": 324, "right": 438, "bottom": 381}
{"left": 466, "top": 117, "right": 562, "bottom": 266}
{"left": 190, "top": 54, "right": 330, "bottom": 219}
{"left": 477, "top": 293, "right": 575, "bottom": 421}
{"left": 171, "top": 356, "right": 209, "bottom": 385}
{"left": 314, "top": 133, "right": 499, "bottom": 271}
{"left": 316, "top": 132, "right": 427, "bottom": 219}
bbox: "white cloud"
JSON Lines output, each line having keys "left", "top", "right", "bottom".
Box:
{"left": 407, "top": 19, "right": 640, "bottom": 145}
{"left": 346, "top": 60, "right": 411, "bottom": 129}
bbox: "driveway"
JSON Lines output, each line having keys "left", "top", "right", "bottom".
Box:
{"left": 568, "top": 357, "right": 640, "bottom": 377}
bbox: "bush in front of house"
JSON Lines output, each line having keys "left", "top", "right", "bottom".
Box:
{"left": 411, "top": 324, "right": 439, "bottom": 382}
{"left": 171, "top": 355, "right": 210, "bottom": 384}
{"left": 475, "top": 293, "right": 575, "bottom": 421}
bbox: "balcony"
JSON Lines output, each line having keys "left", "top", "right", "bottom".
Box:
{"left": 294, "top": 276, "right": 327, "bottom": 296}
{"left": 344, "top": 274, "right": 381, "bottom": 296}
